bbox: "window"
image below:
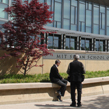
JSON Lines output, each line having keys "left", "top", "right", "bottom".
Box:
{"left": 79, "top": 2, "right": 85, "bottom": 32}
{"left": 86, "top": 2, "right": 92, "bottom": 33}
{"left": 66, "top": 36, "right": 76, "bottom": 50}
{"left": 0, "top": 0, "right": 9, "bottom": 4}
{"left": 0, "top": 3, "right": 8, "bottom": 19}
{"left": 93, "top": 5, "right": 99, "bottom": 34}
{"left": 63, "top": 0, "right": 70, "bottom": 30}
{"left": 81, "top": 38, "right": 91, "bottom": 51}
{"left": 0, "top": 21, "right": 5, "bottom": 32}
{"left": 48, "top": 35, "right": 61, "bottom": 49}
{"left": 54, "top": 1, "right": 62, "bottom": 28}
{"left": 96, "top": 40, "right": 105, "bottom": 51}
{"left": 100, "top": 6, "right": 105, "bottom": 35}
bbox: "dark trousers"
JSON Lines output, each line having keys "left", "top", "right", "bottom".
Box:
{"left": 70, "top": 81, "right": 82, "bottom": 104}
{"left": 56, "top": 79, "right": 67, "bottom": 96}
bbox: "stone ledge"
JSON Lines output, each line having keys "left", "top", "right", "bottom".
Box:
{"left": 0, "top": 77, "right": 109, "bottom": 90}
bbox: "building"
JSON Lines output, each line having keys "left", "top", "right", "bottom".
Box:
{"left": 1, "top": 0, "right": 109, "bottom": 74}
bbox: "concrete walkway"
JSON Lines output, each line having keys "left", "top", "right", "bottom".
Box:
{"left": 0, "top": 94, "right": 109, "bottom": 109}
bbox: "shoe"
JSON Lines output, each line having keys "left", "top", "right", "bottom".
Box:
{"left": 77, "top": 103, "right": 82, "bottom": 107}
{"left": 57, "top": 95, "right": 62, "bottom": 102}
{"left": 57, "top": 90, "right": 62, "bottom": 96}
{"left": 70, "top": 103, "right": 76, "bottom": 107}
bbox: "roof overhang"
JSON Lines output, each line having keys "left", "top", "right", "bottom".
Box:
{"left": 86, "top": 0, "right": 109, "bottom": 6}
{"left": 43, "top": 26, "right": 109, "bottom": 40}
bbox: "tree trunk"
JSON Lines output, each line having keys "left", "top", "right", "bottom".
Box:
{"left": 24, "top": 56, "right": 29, "bottom": 76}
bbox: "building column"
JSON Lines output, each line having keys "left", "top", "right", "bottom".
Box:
{"left": 105, "top": 40, "right": 108, "bottom": 52}
{"left": 93, "top": 38, "right": 96, "bottom": 51}
{"left": 77, "top": 36, "right": 81, "bottom": 50}
{"left": 91, "top": 38, "right": 94, "bottom": 51}
{"left": 63, "top": 34, "right": 66, "bottom": 49}
{"left": 46, "top": 33, "right": 48, "bottom": 48}
{"left": 107, "top": 40, "right": 109, "bottom": 52}
{"left": 61, "top": 34, "right": 63, "bottom": 49}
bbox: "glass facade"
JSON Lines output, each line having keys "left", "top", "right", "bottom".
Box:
{"left": 0, "top": 0, "right": 109, "bottom": 52}
{"left": 45, "top": 0, "right": 109, "bottom": 36}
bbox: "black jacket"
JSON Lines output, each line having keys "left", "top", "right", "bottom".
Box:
{"left": 50, "top": 64, "right": 62, "bottom": 83}
{"left": 67, "top": 60, "right": 85, "bottom": 82}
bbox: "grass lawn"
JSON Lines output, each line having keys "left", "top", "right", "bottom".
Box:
{"left": 0, "top": 70, "right": 109, "bottom": 83}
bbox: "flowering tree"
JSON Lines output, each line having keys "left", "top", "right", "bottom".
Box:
{"left": 0, "top": 0, "right": 53, "bottom": 76}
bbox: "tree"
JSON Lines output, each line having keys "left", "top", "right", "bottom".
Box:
{"left": 0, "top": 0, "right": 53, "bottom": 76}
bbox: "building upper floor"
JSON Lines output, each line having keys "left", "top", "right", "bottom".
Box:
{"left": 1, "top": 0, "right": 109, "bottom": 36}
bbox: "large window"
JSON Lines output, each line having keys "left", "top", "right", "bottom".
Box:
{"left": 66, "top": 36, "right": 76, "bottom": 50}
{"left": 71, "top": 0, "right": 77, "bottom": 31}
{"left": 81, "top": 38, "right": 91, "bottom": 51}
{"left": 93, "top": 5, "right": 99, "bottom": 34}
{"left": 86, "top": 2, "right": 92, "bottom": 33}
{"left": 79, "top": 2, "right": 85, "bottom": 32}
{"left": 100, "top": 6, "right": 105, "bottom": 35}
{"left": 0, "top": 3, "right": 8, "bottom": 19}
{"left": 63, "top": 0, "right": 70, "bottom": 30}
{"left": 48, "top": 34, "right": 61, "bottom": 49}
{"left": 107, "top": 8, "right": 109, "bottom": 35}
{"left": 95, "top": 40, "right": 105, "bottom": 51}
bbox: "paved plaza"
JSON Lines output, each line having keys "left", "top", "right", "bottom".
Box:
{"left": 0, "top": 94, "right": 109, "bottom": 109}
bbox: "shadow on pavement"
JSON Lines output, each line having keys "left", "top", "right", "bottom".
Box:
{"left": 35, "top": 95, "right": 109, "bottom": 109}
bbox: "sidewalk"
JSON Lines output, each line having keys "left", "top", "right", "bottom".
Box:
{"left": 0, "top": 94, "right": 109, "bottom": 109}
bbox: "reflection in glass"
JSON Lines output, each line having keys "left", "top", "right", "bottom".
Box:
{"left": 79, "top": 22, "right": 85, "bottom": 32}
{"left": 71, "top": 6, "right": 77, "bottom": 24}
{"left": 93, "top": 25, "right": 99, "bottom": 34}
{"left": 71, "top": 25, "right": 77, "bottom": 31}
{"left": 39, "top": 0, "right": 44, "bottom": 3}
{"left": 70, "top": 38, "right": 75, "bottom": 50}
{"left": 107, "top": 27, "right": 109, "bottom": 35}
{"left": 96, "top": 41, "right": 104, "bottom": 51}
{"left": 107, "top": 10, "right": 109, "bottom": 26}
{"left": 63, "top": 19, "right": 70, "bottom": 30}
{"left": 66, "top": 38, "right": 70, "bottom": 49}
{"left": 2, "top": 0, "right": 9, "bottom": 4}
{"left": 86, "top": 2, "right": 92, "bottom": 10}
{"left": 81, "top": 39, "right": 91, "bottom": 50}
{"left": 71, "top": 0, "right": 77, "bottom": 6}
{"left": 86, "top": 27, "right": 91, "bottom": 33}
{"left": 93, "top": 7, "right": 99, "bottom": 24}
{"left": 48, "top": 35, "right": 59, "bottom": 49}
{"left": 81, "top": 39, "right": 85, "bottom": 50}
{"left": 86, "top": 10, "right": 91, "bottom": 27}
{"left": 54, "top": 37, "right": 59, "bottom": 49}
{"left": 86, "top": 40, "right": 90, "bottom": 50}
{"left": 79, "top": 3, "right": 85, "bottom": 22}
{"left": 100, "top": 6, "right": 105, "bottom": 13}
{"left": 64, "top": 0, "right": 70, "bottom": 19}
{"left": 100, "top": 29, "right": 105, "bottom": 35}
{"left": 66, "top": 37, "right": 76, "bottom": 50}
{"left": 0, "top": 4, "right": 8, "bottom": 19}
{"left": 54, "top": 2, "right": 61, "bottom": 21}
{"left": 48, "top": 36, "right": 53, "bottom": 49}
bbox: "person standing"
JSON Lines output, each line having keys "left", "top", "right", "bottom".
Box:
{"left": 50, "top": 60, "right": 67, "bottom": 101}
{"left": 67, "top": 55, "right": 85, "bottom": 107}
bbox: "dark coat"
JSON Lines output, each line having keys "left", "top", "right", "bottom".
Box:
{"left": 50, "top": 64, "right": 62, "bottom": 83}
{"left": 68, "top": 60, "right": 85, "bottom": 82}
